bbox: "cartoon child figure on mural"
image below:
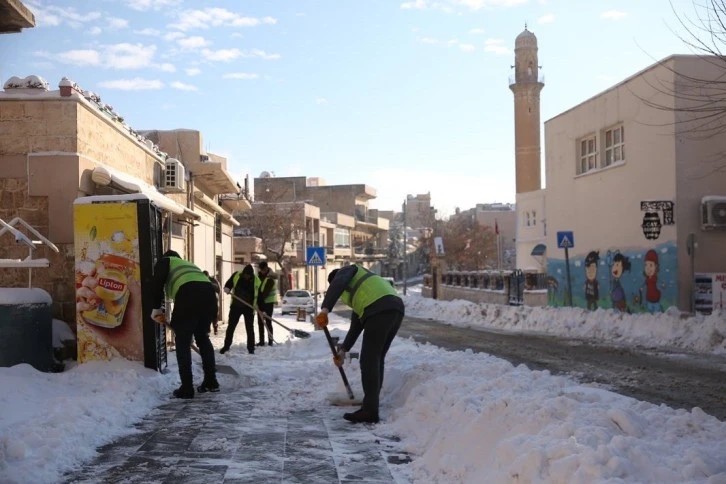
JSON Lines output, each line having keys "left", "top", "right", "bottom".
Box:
{"left": 584, "top": 251, "right": 600, "bottom": 310}
{"left": 638, "top": 249, "right": 662, "bottom": 313}
{"left": 609, "top": 252, "right": 631, "bottom": 313}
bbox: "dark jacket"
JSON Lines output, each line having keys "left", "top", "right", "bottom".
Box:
{"left": 321, "top": 265, "right": 404, "bottom": 352}
{"left": 209, "top": 276, "right": 221, "bottom": 295}
{"left": 224, "top": 265, "right": 256, "bottom": 310}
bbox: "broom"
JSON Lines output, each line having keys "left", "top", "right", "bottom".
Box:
{"left": 230, "top": 294, "right": 311, "bottom": 339}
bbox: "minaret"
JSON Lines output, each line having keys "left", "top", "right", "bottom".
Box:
{"left": 509, "top": 25, "right": 544, "bottom": 194}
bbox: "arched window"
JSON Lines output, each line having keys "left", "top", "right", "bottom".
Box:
{"left": 526, "top": 212, "right": 531, "bottom": 226}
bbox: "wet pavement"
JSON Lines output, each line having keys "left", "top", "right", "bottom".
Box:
{"left": 63, "top": 380, "right": 405, "bottom": 483}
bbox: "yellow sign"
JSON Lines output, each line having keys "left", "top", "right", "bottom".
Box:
{"left": 74, "top": 202, "right": 143, "bottom": 363}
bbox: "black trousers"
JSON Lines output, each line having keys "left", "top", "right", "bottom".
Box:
{"left": 359, "top": 310, "right": 403, "bottom": 414}
{"left": 257, "top": 302, "right": 274, "bottom": 343}
{"left": 171, "top": 282, "right": 217, "bottom": 389}
{"left": 225, "top": 305, "right": 255, "bottom": 353}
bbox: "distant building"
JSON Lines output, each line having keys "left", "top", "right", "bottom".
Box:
{"left": 252, "top": 175, "right": 390, "bottom": 290}
{"left": 472, "top": 204, "right": 517, "bottom": 270}
{"left": 405, "top": 192, "right": 435, "bottom": 230}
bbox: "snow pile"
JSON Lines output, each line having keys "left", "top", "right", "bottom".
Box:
{"left": 403, "top": 295, "right": 726, "bottom": 354}
{"left": 383, "top": 342, "right": 726, "bottom": 483}
{"left": 0, "top": 361, "right": 175, "bottom": 483}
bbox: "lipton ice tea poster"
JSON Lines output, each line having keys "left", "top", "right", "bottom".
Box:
{"left": 74, "top": 202, "right": 144, "bottom": 363}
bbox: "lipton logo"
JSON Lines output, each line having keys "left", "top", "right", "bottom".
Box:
{"left": 98, "top": 277, "right": 125, "bottom": 292}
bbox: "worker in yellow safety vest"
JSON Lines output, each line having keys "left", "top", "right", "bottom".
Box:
{"left": 316, "top": 264, "right": 404, "bottom": 424}
{"left": 151, "top": 250, "right": 219, "bottom": 399}
{"left": 221, "top": 264, "right": 260, "bottom": 355}
{"left": 256, "top": 260, "right": 279, "bottom": 346}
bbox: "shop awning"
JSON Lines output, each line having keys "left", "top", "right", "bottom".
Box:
{"left": 531, "top": 243, "right": 547, "bottom": 256}
{"left": 90, "top": 165, "right": 199, "bottom": 220}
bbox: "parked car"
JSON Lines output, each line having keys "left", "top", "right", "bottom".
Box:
{"left": 280, "top": 290, "right": 315, "bottom": 315}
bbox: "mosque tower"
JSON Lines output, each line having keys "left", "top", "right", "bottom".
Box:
{"left": 509, "top": 25, "right": 544, "bottom": 194}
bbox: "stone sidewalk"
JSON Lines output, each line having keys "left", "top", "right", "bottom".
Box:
{"left": 63, "top": 381, "right": 408, "bottom": 483}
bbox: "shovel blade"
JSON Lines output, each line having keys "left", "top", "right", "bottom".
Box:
{"left": 216, "top": 364, "right": 239, "bottom": 376}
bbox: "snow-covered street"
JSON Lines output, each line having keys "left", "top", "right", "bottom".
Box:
{"left": 2, "top": 292, "right": 726, "bottom": 483}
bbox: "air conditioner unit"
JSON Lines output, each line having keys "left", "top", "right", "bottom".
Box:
{"left": 164, "top": 158, "right": 186, "bottom": 193}
{"left": 701, "top": 196, "right": 726, "bottom": 230}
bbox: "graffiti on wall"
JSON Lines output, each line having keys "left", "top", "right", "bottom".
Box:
{"left": 640, "top": 201, "right": 675, "bottom": 240}
{"left": 547, "top": 241, "right": 677, "bottom": 313}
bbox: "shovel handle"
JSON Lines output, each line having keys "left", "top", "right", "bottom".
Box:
{"left": 322, "top": 326, "right": 355, "bottom": 400}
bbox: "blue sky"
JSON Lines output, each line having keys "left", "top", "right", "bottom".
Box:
{"left": 0, "top": 0, "right": 698, "bottom": 216}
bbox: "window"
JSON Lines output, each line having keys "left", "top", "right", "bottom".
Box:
{"left": 578, "top": 135, "right": 597, "bottom": 174}
{"left": 604, "top": 125, "right": 625, "bottom": 166}
{"left": 334, "top": 227, "right": 351, "bottom": 248}
{"left": 215, "top": 214, "right": 222, "bottom": 243}
{"left": 526, "top": 212, "right": 531, "bottom": 227}
{"left": 171, "top": 221, "right": 185, "bottom": 238}
{"left": 532, "top": 210, "right": 537, "bottom": 226}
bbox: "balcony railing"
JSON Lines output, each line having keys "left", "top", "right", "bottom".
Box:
{"left": 508, "top": 71, "right": 545, "bottom": 86}
{"left": 354, "top": 212, "right": 378, "bottom": 224}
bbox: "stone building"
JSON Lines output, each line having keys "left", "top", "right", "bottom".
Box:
{"left": 0, "top": 76, "right": 239, "bottom": 324}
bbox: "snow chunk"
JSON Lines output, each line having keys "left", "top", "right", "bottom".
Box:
{"left": 0, "top": 288, "right": 51, "bottom": 306}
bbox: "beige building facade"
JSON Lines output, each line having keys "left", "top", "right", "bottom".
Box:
{"left": 249, "top": 175, "right": 390, "bottom": 293}
{"left": 544, "top": 55, "right": 726, "bottom": 313}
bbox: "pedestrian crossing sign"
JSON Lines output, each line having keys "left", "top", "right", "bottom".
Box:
{"left": 306, "top": 246, "right": 326, "bottom": 266}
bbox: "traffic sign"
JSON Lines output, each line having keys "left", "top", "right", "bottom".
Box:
{"left": 306, "top": 246, "right": 326, "bottom": 266}
{"left": 556, "top": 231, "right": 574, "bottom": 249}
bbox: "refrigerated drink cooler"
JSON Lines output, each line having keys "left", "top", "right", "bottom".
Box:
{"left": 74, "top": 194, "right": 167, "bottom": 372}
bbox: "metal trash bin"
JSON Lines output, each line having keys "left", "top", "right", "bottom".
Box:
{"left": 0, "top": 288, "right": 53, "bottom": 372}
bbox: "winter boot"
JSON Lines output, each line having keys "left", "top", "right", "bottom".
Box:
{"left": 172, "top": 386, "right": 194, "bottom": 399}
{"left": 198, "top": 378, "right": 220, "bottom": 393}
{"left": 219, "top": 346, "right": 229, "bottom": 355}
{"left": 343, "top": 408, "right": 379, "bottom": 424}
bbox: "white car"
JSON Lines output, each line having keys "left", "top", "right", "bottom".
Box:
{"left": 280, "top": 290, "right": 315, "bottom": 315}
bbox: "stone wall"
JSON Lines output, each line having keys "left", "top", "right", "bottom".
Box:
{"left": 0, "top": 177, "right": 76, "bottom": 324}
{"left": 437, "top": 285, "right": 510, "bottom": 305}
{"left": 0, "top": 100, "right": 78, "bottom": 155}
{"left": 76, "top": 103, "right": 159, "bottom": 181}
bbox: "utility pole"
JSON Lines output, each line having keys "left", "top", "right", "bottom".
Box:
{"left": 402, "top": 198, "right": 407, "bottom": 296}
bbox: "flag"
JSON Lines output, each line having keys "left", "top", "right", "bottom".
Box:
{"left": 495, "top": 219, "right": 499, "bottom": 235}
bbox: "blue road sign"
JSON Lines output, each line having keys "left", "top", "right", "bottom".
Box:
{"left": 556, "top": 231, "right": 574, "bottom": 249}
{"left": 306, "top": 246, "right": 326, "bottom": 266}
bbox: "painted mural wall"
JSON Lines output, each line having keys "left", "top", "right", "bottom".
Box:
{"left": 547, "top": 201, "right": 678, "bottom": 313}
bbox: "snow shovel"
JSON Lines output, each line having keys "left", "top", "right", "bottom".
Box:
{"left": 157, "top": 318, "right": 239, "bottom": 376}
{"left": 230, "top": 294, "right": 311, "bottom": 339}
{"left": 322, "top": 326, "right": 360, "bottom": 406}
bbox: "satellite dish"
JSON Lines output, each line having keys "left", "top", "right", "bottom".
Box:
{"left": 260, "top": 171, "right": 271, "bottom": 178}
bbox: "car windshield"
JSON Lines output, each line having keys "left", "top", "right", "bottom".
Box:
{"left": 286, "top": 291, "right": 310, "bottom": 298}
